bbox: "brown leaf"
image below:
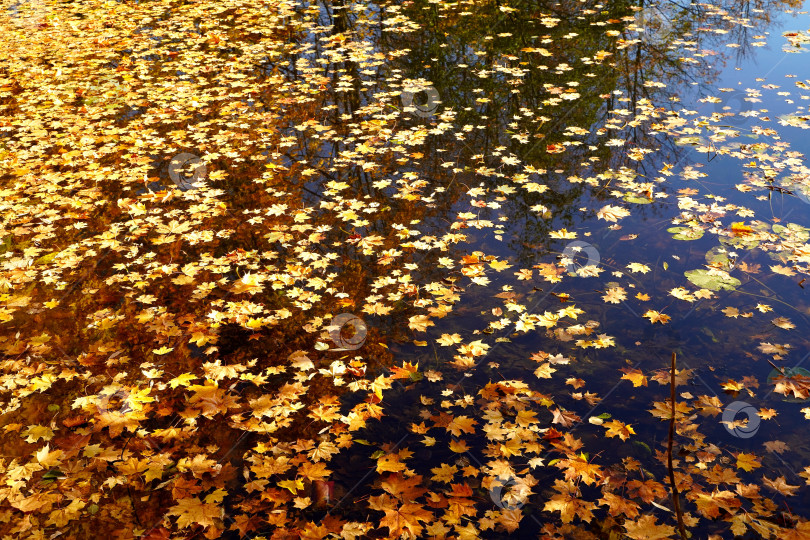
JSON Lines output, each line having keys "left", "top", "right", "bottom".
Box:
{"left": 551, "top": 408, "right": 580, "bottom": 428}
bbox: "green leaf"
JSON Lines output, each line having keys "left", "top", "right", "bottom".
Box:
{"left": 667, "top": 226, "right": 704, "bottom": 241}
{"left": 35, "top": 252, "right": 58, "bottom": 265}
{"left": 623, "top": 193, "right": 652, "bottom": 204}
{"left": 773, "top": 223, "right": 810, "bottom": 242}
{"left": 0, "top": 236, "right": 12, "bottom": 254}
{"left": 718, "top": 233, "right": 760, "bottom": 250}
{"left": 42, "top": 469, "right": 64, "bottom": 481}
{"left": 633, "top": 441, "right": 652, "bottom": 454}
{"left": 684, "top": 269, "right": 741, "bottom": 291}
{"left": 704, "top": 246, "right": 732, "bottom": 266}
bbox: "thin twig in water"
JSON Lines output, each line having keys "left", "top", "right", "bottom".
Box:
{"left": 668, "top": 351, "right": 688, "bottom": 540}
{"left": 766, "top": 358, "right": 786, "bottom": 375}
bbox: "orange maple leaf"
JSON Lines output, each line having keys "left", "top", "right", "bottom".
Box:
{"left": 379, "top": 474, "right": 426, "bottom": 503}
{"left": 625, "top": 479, "right": 666, "bottom": 503}
{"left": 166, "top": 496, "right": 222, "bottom": 530}
{"left": 688, "top": 489, "right": 741, "bottom": 518}
{"left": 730, "top": 221, "right": 754, "bottom": 236}
{"left": 598, "top": 492, "right": 640, "bottom": 519}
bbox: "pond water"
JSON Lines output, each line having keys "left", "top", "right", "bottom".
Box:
{"left": 2, "top": 0, "right": 810, "bottom": 538}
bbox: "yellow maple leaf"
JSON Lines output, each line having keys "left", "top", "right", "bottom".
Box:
{"left": 408, "top": 314, "right": 434, "bottom": 332}
{"left": 544, "top": 491, "right": 596, "bottom": 523}
{"left": 643, "top": 310, "right": 670, "bottom": 324}
{"left": 22, "top": 425, "right": 54, "bottom": 443}
{"left": 534, "top": 363, "right": 556, "bottom": 379}
{"left": 627, "top": 262, "right": 651, "bottom": 274}
{"left": 35, "top": 444, "right": 63, "bottom": 467}
{"left": 735, "top": 452, "right": 762, "bottom": 472}
{"left": 549, "top": 228, "right": 577, "bottom": 239}
{"left": 515, "top": 409, "right": 538, "bottom": 427}
{"left": 489, "top": 259, "right": 512, "bottom": 271}
{"left": 430, "top": 463, "right": 458, "bottom": 483}
{"left": 278, "top": 478, "right": 305, "bottom": 494}
{"left": 376, "top": 454, "right": 407, "bottom": 473}
{"left": 436, "top": 333, "right": 462, "bottom": 346}
{"left": 602, "top": 286, "right": 627, "bottom": 304}
{"left": 448, "top": 439, "right": 470, "bottom": 453}
{"left": 446, "top": 416, "right": 477, "bottom": 437}
{"left": 231, "top": 272, "right": 265, "bottom": 295}
{"left": 623, "top": 514, "right": 676, "bottom": 539}
{"left": 721, "top": 379, "right": 744, "bottom": 392}
{"left": 603, "top": 420, "right": 635, "bottom": 441}
{"left": 169, "top": 373, "right": 197, "bottom": 389}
